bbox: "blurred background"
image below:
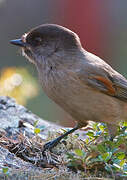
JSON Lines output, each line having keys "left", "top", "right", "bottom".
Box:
{"left": 0, "top": 0, "right": 127, "bottom": 127}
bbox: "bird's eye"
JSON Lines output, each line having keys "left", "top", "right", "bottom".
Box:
{"left": 34, "top": 37, "right": 42, "bottom": 45}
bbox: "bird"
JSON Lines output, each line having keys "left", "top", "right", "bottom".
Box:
{"left": 10, "top": 24, "right": 127, "bottom": 151}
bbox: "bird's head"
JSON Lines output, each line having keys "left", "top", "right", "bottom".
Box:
{"left": 10, "top": 24, "right": 82, "bottom": 66}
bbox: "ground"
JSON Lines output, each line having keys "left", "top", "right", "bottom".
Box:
{"left": 0, "top": 96, "right": 126, "bottom": 180}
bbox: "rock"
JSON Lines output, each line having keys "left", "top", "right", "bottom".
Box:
{"left": 0, "top": 96, "right": 63, "bottom": 179}
{"left": 0, "top": 96, "right": 60, "bottom": 129}
{"left": 0, "top": 96, "right": 87, "bottom": 180}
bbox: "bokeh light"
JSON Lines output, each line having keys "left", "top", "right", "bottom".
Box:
{"left": 0, "top": 67, "right": 39, "bottom": 105}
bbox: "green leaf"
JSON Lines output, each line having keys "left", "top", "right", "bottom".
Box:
{"left": 2, "top": 167, "right": 8, "bottom": 174}
{"left": 85, "top": 138, "right": 90, "bottom": 144}
{"left": 66, "top": 152, "right": 75, "bottom": 159}
{"left": 86, "top": 131, "right": 94, "bottom": 137}
{"left": 120, "top": 159, "right": 126, "bottom": 167}
{"left": 97, "top": 144, "right": 107, "bottom": 153}
{"left": 74, "top": 149, "right": 84, "bottom": 157}
{"left": 102, "top": 152, "right": 112, "bottom": 162}
{"left": 99, "top": 124, "right": 105, "bottom": 131}
{"left": 115, "top": 138, "right": 124, "bottom": 147}
{"left": 105, "top": 140, "right": 114, "bottom": 147}
{"left": 67, "top": 161, "right": 78, "bottom": 168}
{"left": 115, "top": 152, "right": 125, "bottom": 160}
{"left": 92, "top": 123, "right": 98, "bottom": 131}
{"left": 98, "top": 155, "right": 103, "bottom": 161}
{"left": 123, "top": 122, "right": 127, "bottom": 127}
{"left": 34, "top": 128, "right": 41, "bottom": 134}
{"left": 33, "top": 120, "right": 39, "bottom": 127}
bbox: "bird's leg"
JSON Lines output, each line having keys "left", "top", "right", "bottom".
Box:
{"left": 42, "top": 124, "right": 79, "bottom": 153}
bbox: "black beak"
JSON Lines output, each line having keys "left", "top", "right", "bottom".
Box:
{"left": 10, "top": 39, "right": 26, "bottom": 47}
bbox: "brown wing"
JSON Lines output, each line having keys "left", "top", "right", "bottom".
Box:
{"left": 88, "top": 75, "right": 116, "bottom": 95}
{"left": 72, "top": 51, "right": 127, "bottom": 101}
{"left": 86, "top": 74, "right": 127, "bottom": 101}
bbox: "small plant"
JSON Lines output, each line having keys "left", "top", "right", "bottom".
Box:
{"left": 33, "top": 120, "right": 46, "bottom": 134}
{"left": 33, "top": 120, "right": 41, "bottom": 134}
{"left": 2, "top": 167, "right": 9, "bottom": 175}
{"left": 66, "top": 122, "right": 127, "bottom": 178}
